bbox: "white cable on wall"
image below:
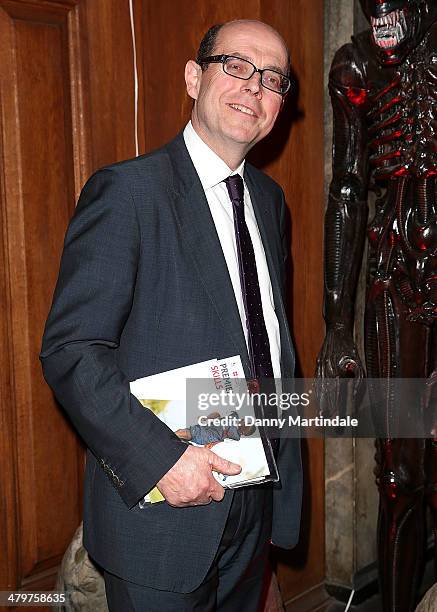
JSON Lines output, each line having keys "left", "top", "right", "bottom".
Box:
{"left": 344, "top": 589, "right": 355, "bottom": 612}
{"left": 128, "top": 0, "right": 139, "bottom": 156}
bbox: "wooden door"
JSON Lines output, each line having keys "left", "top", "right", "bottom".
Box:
{"left": 0, "top": 0, "right": 87, "bottom": 592}
{"left": 0, "top": 0, "right": 136, "bottom": 597}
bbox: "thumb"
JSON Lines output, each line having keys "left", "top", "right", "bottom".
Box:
{"left": 208, "top": 452, "right": 241, "bottom": 475}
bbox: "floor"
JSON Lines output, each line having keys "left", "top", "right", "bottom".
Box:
{"left": 324, "top": 593, "right": 381, "bottom": 612}
{"left": 322, "top": 560, "right": 435, "bottom": 612}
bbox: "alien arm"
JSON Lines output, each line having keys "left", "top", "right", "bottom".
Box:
{"left": 318, "top": 43, "right": 370, "bottom": 378}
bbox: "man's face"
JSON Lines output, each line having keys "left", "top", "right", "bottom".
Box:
{"left": 186, "top": 22, "right": 288, "bottom": 163}
{"left": 360, "top": 0, "right": 433, "bottom": 65}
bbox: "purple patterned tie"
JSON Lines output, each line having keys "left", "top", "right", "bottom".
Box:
{"left": 225, "top": 174, "right": 274, "bottom": 383}
{"left": 225, "top": 174, "right": 278, "bottom": 454}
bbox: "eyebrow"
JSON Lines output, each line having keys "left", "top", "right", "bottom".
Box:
{"left": 228, "top": 52, "right": 287, "bottom": 75}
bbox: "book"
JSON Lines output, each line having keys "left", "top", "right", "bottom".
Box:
{"left": 129, "top": 355, "right": 278, "bottom": 506}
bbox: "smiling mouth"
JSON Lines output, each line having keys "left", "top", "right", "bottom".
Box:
{"left": 371, "top": 9, "right": 407, "bottom": 48}
{"left": 227, "top": 103, "right": 257, "bottom": 117}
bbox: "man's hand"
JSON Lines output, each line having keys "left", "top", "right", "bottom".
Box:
{"left": 156, "top": 445, "right": 241, "bottom": 507}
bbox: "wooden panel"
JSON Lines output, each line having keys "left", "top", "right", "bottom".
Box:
{"left": 0, "top": 86, "right": 19, "bottom": 591}
{"left": 256, "top": 0, "right": 326, "bottom": 601}
{"left": 258, "top": 0, "right": 325, "bottom": 376}
{"left": 0, "top": 0, "right": 87, "bottom": 590}
{"left": 136, "top": 0, "right": 325, "bottom": 370}
{"left": 82, "top": 0, "right": 137, "bottom": 168}
{"left": 137, "top": 0, "right": 260, "bottom": 152}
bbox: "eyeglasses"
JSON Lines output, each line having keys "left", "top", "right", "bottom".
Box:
{"left": 198, "top": 55, "right": 291, "bottom": 95}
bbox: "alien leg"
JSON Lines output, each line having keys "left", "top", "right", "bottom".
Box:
{"left": 366, "top": 284, "right": 428, "bottom": 612}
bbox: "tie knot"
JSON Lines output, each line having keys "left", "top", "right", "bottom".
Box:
{"left": 225, "top": 174, "right": 244, "bottom": 204}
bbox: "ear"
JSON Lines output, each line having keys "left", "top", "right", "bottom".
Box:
{"left": 185, "top": 60, "right": 202, "bottom": 101}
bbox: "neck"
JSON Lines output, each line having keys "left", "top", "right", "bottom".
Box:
{"left": 190, "top": 117, "right": 246, "bottom": 171}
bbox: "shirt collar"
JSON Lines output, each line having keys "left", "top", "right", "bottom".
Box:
{"left": 183, "top": 121, "right": 245, "bottom": 190}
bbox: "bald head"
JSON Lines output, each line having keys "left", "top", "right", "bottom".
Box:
{"left": 197, "top": 19, "right": 290, "bottom": 75}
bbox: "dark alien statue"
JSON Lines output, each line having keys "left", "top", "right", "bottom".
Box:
{"left": 317, "top": 1, "right": 437, "bottom": 610}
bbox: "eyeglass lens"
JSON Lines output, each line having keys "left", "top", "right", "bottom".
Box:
{"left": 223, "top": 57, "right": 288, "bottom": 94}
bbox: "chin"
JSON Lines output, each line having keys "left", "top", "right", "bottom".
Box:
{"left": 223, "top": 125, "right": 260, "bottom": 146}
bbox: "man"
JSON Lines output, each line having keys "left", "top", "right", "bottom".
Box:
{"left": 41, "top": 19, "right": 302, "bottom": 611}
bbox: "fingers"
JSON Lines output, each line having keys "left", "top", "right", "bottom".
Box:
{"left": 157, "top": 446, "right": 233, "bottom": 507}
{"left": 169, "top": 481, "right": 222, "bottom": 506}
{"left": 190, "top": 480, "right": 223, "bottom": 505}
{"left": 207, "top": 451, "right": 242, "bottom": 476}
{"left": 167, "top": 495, "right": 213, "bottom": 508}
{"left": 209, "top": 484, "right": 225, "bottom": 502}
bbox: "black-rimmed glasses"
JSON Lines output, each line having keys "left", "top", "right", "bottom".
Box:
{"left": 198, "top": 55, "right": 291, "bottom": 95}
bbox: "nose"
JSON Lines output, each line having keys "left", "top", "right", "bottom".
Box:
{"left": 241, "top": 70, "right": 262, "bottom": 97}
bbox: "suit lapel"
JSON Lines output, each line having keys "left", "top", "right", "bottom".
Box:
{"left": 166, "top": 135, "right": 251, "bottom": 374}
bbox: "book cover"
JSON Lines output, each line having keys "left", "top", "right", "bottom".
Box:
{"left": 129, "top": 356, "right": 278, "bottom": 506}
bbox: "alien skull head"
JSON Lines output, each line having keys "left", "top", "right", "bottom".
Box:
{"left": 359, "top": 0, "right": 437, "bottom": 65}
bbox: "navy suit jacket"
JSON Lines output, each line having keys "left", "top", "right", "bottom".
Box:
{"left": 40, "top": 133, "right": 302, "bottom": 592}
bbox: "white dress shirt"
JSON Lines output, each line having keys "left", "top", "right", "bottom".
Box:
{"left": 183, "top": 121, "right": 281, "bottom": 379}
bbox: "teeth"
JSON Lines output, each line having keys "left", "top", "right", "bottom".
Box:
{"left": 371, "top": 8, "right": 407, "bottom": 48}
{"left": 396, "top": 20, "right": 404, "bottom": 40}
{"left": 229, "top": 104, "right": 256, "bottom": 116}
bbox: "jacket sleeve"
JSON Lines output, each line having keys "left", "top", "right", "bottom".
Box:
{"left": 40, "top": 167, "right": 187, "bottom": 509}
